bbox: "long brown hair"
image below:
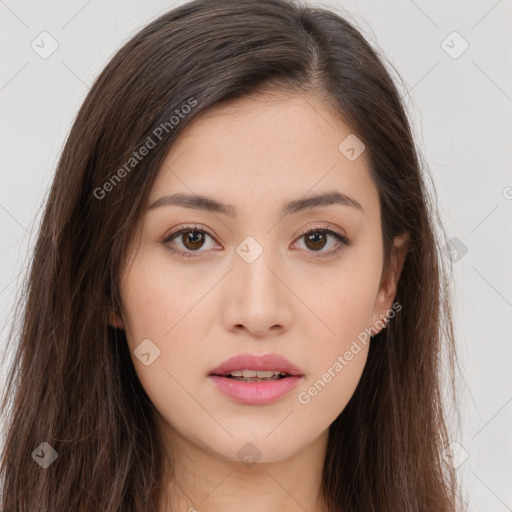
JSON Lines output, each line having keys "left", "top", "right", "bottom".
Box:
{"left": 0, "top": 0, "right": 463, "bottom": 510}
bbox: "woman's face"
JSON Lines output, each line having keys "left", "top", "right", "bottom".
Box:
{"left": 114, "top": 91, "right": 405, "bottom": 464}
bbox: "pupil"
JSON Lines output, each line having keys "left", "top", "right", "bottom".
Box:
{"left": 183, "top": 230, "right": 204, "bottom": 250}
{"left": 305, "top": 232, "right": 326, "bottom": 251}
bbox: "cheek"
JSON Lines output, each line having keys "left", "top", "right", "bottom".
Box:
{"left": 297, "top": 250, "right": 382, "bottom": 349}
{"left": 120, "top": 247, "right": 207, "bottom": 343}
{"left": 302, "top": 290, "right": 372, "bottom": 382}
{"left": 296, "top": 341, "right": 369, "bottom": 423}
{"left": 292, "top": 248, "right": 380, "bottom": 413}
{"left": 118, "top": 249, "right": 215, "bottom": 415}
{"left": 293, "top": 278, "right": 375, "bottom": 422}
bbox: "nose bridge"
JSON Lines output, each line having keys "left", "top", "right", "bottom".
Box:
{"left": 237, "top": 245, "right": 278, "bottom": 298}
{"left": 223, "top": 235, "right": 292, "bottom": 335}
{"left": 235, "top": 236, "right": 281, "bottom": 308}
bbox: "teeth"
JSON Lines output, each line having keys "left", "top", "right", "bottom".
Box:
{"left": 227, "top": 370, "right": 286, "bottom": 378}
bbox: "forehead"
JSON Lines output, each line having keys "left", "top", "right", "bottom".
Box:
{"left": 148, "top": 91, "right": 378, "bottom": 219}
{"left": 170, "top": 91, "right": 348, "bottom": 158}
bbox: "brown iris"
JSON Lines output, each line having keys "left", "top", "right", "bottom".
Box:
{"left": 304, "top": 231, "right": 327, "bottom": 251}
{"left": 181, "top": 230, "right": 205, "bottom": 250}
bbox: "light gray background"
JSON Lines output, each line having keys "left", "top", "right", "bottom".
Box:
{"left": 1, "top": 1, "right": 511, "bottom": 510}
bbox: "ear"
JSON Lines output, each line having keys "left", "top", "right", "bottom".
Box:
{"left": 371, "top": 232, "right": 409, "bottom": 332}
{"left": 108, "top": 307, "right": 125, "bottom": 330}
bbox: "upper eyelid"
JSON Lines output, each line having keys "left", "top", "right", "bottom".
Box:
{"left": 163, "top": 224, "right": 216, "bottom": 242}
{"left": 163, "top": 223, "right": 346, "bottom": 241}
{"left": 162, "top": 224, "right": 349, "bottom": 251}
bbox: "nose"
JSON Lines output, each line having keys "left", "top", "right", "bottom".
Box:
{"left": 221, "top": 247, "right": 293, "bottom": 338}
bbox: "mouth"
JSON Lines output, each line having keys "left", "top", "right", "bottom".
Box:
{"left": 207, "top": 353, "right": 304, "bottom": 405}
{"left": 211, "top": 370, "right": 293, "bottom": 382}
{"left": 208, "top": 352, "right": 304, "bottom": 379}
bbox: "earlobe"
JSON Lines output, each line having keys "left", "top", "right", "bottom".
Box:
{"left": 108, "top": 307, "right": 125, "bottom": 330}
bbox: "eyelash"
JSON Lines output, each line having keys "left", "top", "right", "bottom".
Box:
{"left": 160, "top": 223, "right": 351, "bottom": 259}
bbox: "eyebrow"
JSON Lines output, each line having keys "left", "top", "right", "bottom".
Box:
{"left": 147, "top": 190, "right": 364, "bottom": 217}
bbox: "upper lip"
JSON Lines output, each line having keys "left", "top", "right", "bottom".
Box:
{"left": 209, "top": 353, "right": 304, "bottom": 377}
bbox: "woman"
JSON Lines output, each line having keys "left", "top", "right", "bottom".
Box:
{"left": 0, "top": 0, "right": 463, "bottom": 510}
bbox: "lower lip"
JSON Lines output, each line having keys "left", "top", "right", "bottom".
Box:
{"left": 207, "top": 375, "right": 303, "bottom": 405}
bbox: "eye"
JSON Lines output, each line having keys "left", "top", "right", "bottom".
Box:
{"left": 161, "top": 224, "right": 219, "bottom": 258}
{"left": 293, "top": 225, "right": 351, "bottom": 257}
{"left": 160, "top": 223, "right": 351, "bottom": 258}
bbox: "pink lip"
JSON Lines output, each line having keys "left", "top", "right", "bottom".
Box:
{"left": 208, "top": 352, "right": 304, "bottom": 377}
{"left": 207, "top": 353, "right": 305, "bottom": 405}
{"left": 207, "top": 375, "right": 303, "bottom": 405}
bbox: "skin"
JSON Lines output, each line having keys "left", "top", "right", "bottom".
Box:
{"left": 110, "top": 90, "right": 408, "bottom": 512}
